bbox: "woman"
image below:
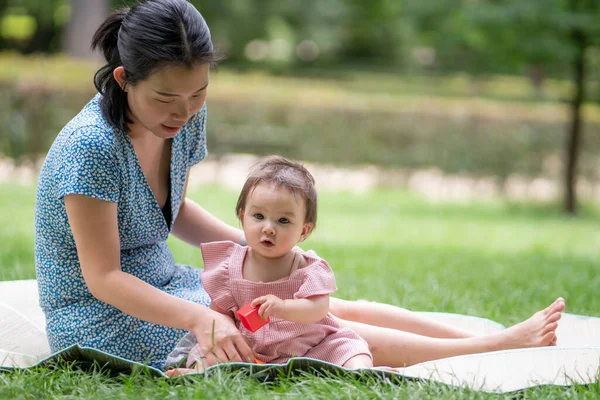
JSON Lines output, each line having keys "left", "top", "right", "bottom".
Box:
{"left": 35, "top": 0, "right": 564, "bottom": 370}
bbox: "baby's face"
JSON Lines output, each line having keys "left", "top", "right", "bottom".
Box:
{"left": 241, "top": 183, "right": 312, "bottom": 259}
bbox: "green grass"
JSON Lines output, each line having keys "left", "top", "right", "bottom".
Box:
{"left": 1, "top": 183, "right": 599, "bottom": 398}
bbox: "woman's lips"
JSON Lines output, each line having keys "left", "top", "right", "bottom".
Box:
{"left": 161, "top": 124, "right": 182, "bottom": 134}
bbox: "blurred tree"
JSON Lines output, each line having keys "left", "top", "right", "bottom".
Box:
{"left": 64, "top": 0, "right": 109, "bottom": 59}
{"left": 467, "top": 0, "right": 600, "bottom": 215}
{"left": 339, "top": 0, "right": 404, "bottom": 66}
{"left": 0, "top": 1, "right": 8, "bottom": 49}
{"left": 562, "top": 0, "right": 599, "bottom": 215}
{"left": 2, "top": 0, "right": 68, "bottom": 53}
{"left": 3, "top": 0, "right": 600, "bottom": 208}
{"left": 191, "top": 0, "right": 270, "bottom": 64}
{"left": 405, "top": 1, "right": 492, "bottom": 75}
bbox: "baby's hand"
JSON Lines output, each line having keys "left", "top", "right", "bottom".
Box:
{"left": 251, "top": 295, "right": 285, "bottom": 320}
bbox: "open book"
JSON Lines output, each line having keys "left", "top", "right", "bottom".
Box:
{"left": 1, "top": 279, "right": 599, "bottom": 393}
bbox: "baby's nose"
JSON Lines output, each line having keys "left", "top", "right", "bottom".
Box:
{"left": 262, "top": 223, "right": 275, "bottom": 235}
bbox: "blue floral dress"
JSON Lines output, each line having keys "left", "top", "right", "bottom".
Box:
{"left": 34, "top": 94, "right": 211, "bottom": 369}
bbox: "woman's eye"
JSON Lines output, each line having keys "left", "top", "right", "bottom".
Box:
{"left": 254, "top": 213, "right": 264, "bottom": 220}
{"left": 156, "top": 99, "right": 172, "bottom": 104}
{"left": 278, "top": 218, "right": 290, "bottom": 224}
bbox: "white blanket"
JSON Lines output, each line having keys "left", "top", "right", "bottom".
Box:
{"left": 1, "top": 279, "right": 598, "bottom": 393}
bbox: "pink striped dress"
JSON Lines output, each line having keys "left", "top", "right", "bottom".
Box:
{"left": 200, "top": 241, "right": 372, "bottom": 366}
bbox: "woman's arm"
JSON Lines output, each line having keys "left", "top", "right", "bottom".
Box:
{"left": 210, "top": 302, "right": 235, "bottom": 320}
{"left": 64, "top": 193, "right": 254, "bottom": 363}
{"left": 171, "top": 173, "right": 243, "bottom": 247}
{"left": 251, "top": 294, "right": 330, "bottom": 324}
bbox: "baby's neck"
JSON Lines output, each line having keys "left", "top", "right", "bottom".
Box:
{"left": 243, "top": 249, "right": 297, "bottom": 283}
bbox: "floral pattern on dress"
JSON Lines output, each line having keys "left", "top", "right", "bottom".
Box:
{"left": 35, "top": 94, "right": 211, "bottom": 369}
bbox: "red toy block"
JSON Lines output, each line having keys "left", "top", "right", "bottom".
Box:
{"left": 236, "top": 302, "right": 269, "bottom": 332}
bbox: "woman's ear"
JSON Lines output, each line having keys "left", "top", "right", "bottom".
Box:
{"left": 112, "top": 66, "right": 128, "bottom": 91}
{"left": 299, "top": 223, "right": 314, "bottom": 242}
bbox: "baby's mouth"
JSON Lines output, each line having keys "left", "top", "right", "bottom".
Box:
{"left": 261, "top": 239, "right": 274, "bottom": 247}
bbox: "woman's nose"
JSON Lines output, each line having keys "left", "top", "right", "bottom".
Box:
{"left": 172, "top": 101, "right": 190, "bottom": 121}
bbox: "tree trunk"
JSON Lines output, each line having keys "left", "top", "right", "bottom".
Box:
{"left": 64, "top": 0, "right": 110, "bottom": 59}
{"left": 564, "top": 29, "right": 586, "bottom": 215}
{"left": 0, "top": 0, "right": 8, "bottom": 50}
{"left": 528, "top": 64, "right": 545, "bottom": 100}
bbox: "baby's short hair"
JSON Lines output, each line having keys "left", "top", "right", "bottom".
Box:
{"left": 236, "top": 156, "right": 317, "bottom": 228}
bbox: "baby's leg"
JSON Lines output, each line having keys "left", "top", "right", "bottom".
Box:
{"left": 342, "top": 354, "right": 373, "bottom": 369}
{"left": 302, "top": 327, "right": 373, "bottom": 370}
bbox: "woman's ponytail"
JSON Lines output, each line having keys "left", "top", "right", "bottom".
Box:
{"left": 91, "top": 8, "right": 131, "bottom": 132}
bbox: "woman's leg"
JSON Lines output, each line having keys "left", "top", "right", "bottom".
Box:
{"left": 329, "top": 297, "right": 474, "bottom": 338}
{"left": 333, "top": 298, "right": 565, "bottom": 367}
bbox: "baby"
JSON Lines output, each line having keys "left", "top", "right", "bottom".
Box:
{"left": 167, "top": 155, "right": 372, "bottom": 372}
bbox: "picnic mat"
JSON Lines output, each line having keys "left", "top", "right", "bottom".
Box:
{"left": 1, "top": 279, "right": 598, "bottom": 393}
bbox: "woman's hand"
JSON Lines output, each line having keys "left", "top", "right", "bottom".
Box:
{"left": 252, "top": 294, "right": 285, "bottom": 320}
{"left": 187, "top": 308, "right": 253, "bottom": 371}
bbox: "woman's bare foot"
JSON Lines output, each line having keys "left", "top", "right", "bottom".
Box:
{"left": 166, "top": 359, "right": 208, "bottom": 377}
{"left": 492, "top": 297, "right": 565, "bottom": 351}
{"left": 373, "top": 366, "right": 403, "bottom": 373}
{"left": 165, "top": 368, "right": 196, "bottom": 377}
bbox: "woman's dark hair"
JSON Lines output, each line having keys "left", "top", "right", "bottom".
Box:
{"left": 91, "top": 0, "right": 221, "bottom": 132}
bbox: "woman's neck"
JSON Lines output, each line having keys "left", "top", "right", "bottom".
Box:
{"left": 128, "top": 122, "right": 155, "bottom": 142}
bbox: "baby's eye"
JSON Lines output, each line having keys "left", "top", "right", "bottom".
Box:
{"left": 278, "top": 218, "right": 290, "bottom": 224}
{"left": 254, "top": 213, "right": 264, "bottom": 220}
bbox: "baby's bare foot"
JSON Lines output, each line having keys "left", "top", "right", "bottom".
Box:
{"left": 495, "top": 297, "right": 565, "bottom": 350}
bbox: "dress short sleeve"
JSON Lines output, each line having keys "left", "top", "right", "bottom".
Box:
{"left": 294, "top": 256, "right": 338, "bottom": 299}
{"left": 200, "top": 241, "right": 238, "bottom": 312}
{"left": 54, "top": 126, "right": 120, "bottom": 202}
{"left": 187, "top": 103, "right": 208, "bottom": 168}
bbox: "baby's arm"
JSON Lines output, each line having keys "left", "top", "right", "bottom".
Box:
{"left": 282, "top": 295, "right": 330, "bottom": 323}
{"left": 251, "top": 294, "right": 329, "bottom": 324}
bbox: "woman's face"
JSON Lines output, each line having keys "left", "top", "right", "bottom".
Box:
{"left": 118, "top": 63, "right": 210, "bottom": 139}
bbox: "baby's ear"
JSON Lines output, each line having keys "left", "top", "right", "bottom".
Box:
{"left": 299, "top": 222, "right": 314, "bottom": 242}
